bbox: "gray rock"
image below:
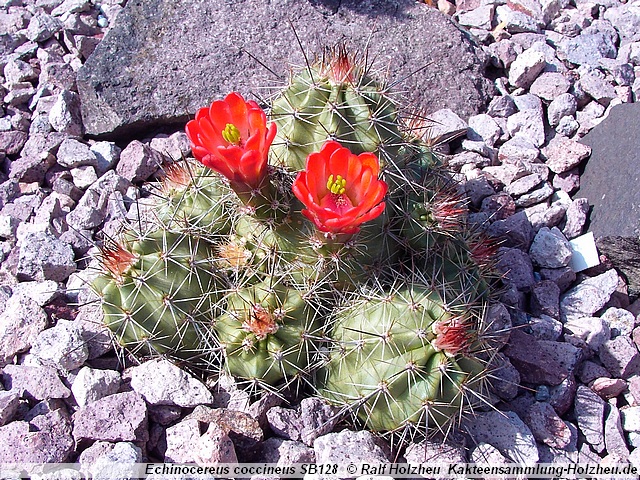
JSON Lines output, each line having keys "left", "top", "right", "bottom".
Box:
{"left": 49, "top": 90, "right": 83, "bottom": 137}
{"left": 574, "top": 385, "right": 605, "bottom": 452}
{"left": 580, "top": 72, "right": 617, "bottom": 106}
{"left": 71, "top": 165, "right": 99, "bottom": 190}
{"left": 464, "top": 175, "right": 496, "bottom": 207}
{"left": 564, "top": 316, "right": 611, "bottom": 353}
{"left": 0, "top": 408, "right": 74, "bottom": 463}
{"left": 496, "top": 4, "right": 544, "bottom": 33}
{"left": 0, "top": 294, "right": 48, "bottom": 365}
{"left": 71, "top": 367, "right": 121, "bottom": 407}
{"left": 529, "top": 314, "right": 563, "bottom": 341}
{"left": 17, "top": 231, "right": 75, "bottom": 282}
{"left": 560, "top": 269, "right": 619, "bottom": 321}
{"left": 464, "top": 410, "right": 539, "bottom": 465}
{"left": 31, "top": 319, "right": 89, "bottom": 372}
{"left": 89, "top": 442, "right": 143, "bottom": 480}
{"left": 149, "top": 132, "right": 191, "bottom": 160}
{"left": 467, "top": 114, "right": 501, "bottom": 146}
{"left": 498, "top": 138, "right": 540, "bottom": 167}
{"left": 599, "top": 336, "right": 640, "bottom": 379}
{"left": 148, "top": 405, "right": 182, "bottom": 426}
{"left": 541, "top": 135, "right": 591, "bottom": 174}
{"left": 26, "top": 12, "right": 63, "bottom": 42}
{"left": 555, "top": 115, "right": 580, "bottom": 136}
{"left": 66, "top": 170, "right": 130, "bottom": 230}
{"left": 526, "top": 401, "right": 572, "bottom": 449}
{"left": 72, "top": 391, "right": 148, "bottom": 442}
{"left": 0, "top": 130, "right": 28, "bottom": 156}
{"left": 487, "top": 210, "right": 534, "bottom": 250}
{"left": 557, "top": 32, "right": 617, "bottom": 66}
{"left": 457, "top": 4, "right": 494, "bottom": 30}
{"left": 129, "top": 358, "right": 213, "bottom": 407}
{"left": 529, "top": 72, "right": 570, "bottom": 100}
{"left": 267, "top": 407, "right": 303, "bottom": 441}
{"left": 592, "top": 377, "right": 627, "bottom": 400}
{"left": 74, "top": 301, "right": 112, "bottom": 360}
{"left": 299, "top": 397, "right": 340, "bottom": 446}
{"left": 506, "top": 109, "right": 546, "bottom": 147}
{"left": 116, "top": 140, "right": 163, "bottom": 182}
{"left": 562, "top": 197, "right": 589, "bottom": 239}
{"left": 487, "top": 39, "right": 518, "bottom": 69}
{"left": 530, "top": 281, "right": 561, "bottom": 318}
{"left": 599, "top": 58, "right": 635, "bottom": 87}
{"left": 259, "top": 437, "right": 315, "bottom": 464}
{"left": 2, "top": 364, "right": 71, "bottom": 400}
{"left": 548, "top": 92, "right": 578, "bottom": 127}
{"left": 164, "top": 418, "right": 200, "bottom": 462}
{"left": 549, "top": 374, "right": 579, "bottom": 417}
{"left": 622, "top": 406, "right": 640, "bottom": 433}
{"left": 479, "top": 193, "right": 516, "bottom": 222}
{"left": 578, "top": 362, "right": 611, "bottom": 386}
{"left": 487, "top": 95, "right": 518, "bottom": 117}
{"left": 539, "top": 266, "right": 576, "bottom": 293}
{"left": 212, "top": 374, "right": 250, "bottom": 411}
{"left": 427, "top": 108, "right": 468, "bottom": 140}
{"left": 56, "top": 138, "right": 98, "bottom": 168}
{"left": 11, "top": 280, "right": 60, "bottom": 307}
{"left": 313, "top": 430, "right": 389, "bottom": 463}
{"left": 603, "top": 4, "right": 640, "bottom": 45}
{"left": 601, "top": 307, "right": 636, "bottom": 338}
{"left": 503, "top": 329, "right": 573, "bottom": 385}
{"left": 193, "top": 424, "right": 238, "bottom": 464}
{"left": 470, "top": 442, "right": 510, "bottom": 465}
{"left": 504, "top": 172, "right": 545, "bottom": 197}
{"left": 3, "top": 59, "right": 38, "bottom": 85}
{"left": 496, "top": 247, "right": 535, "bottom": 290}
{"left": 77, "top": 0, "right": 493, "bottom": 137}
{"left": 90, "top": 141, "right": 121, "bottom": 174}
{"left": 404, "top": 440, "right": 466, "bottom": 480}
{"left": 595, "top": 236, "right": 640, "bottom": 298}
{"left": 483, "top": 303, "right": 513, "bottom": 350}
{"left": 524, "top": 203, "right": 566, "bottom": 232}
{"left": 529, "top": 226, "right": 573, "bottom": 268}
{"left": 0, "top": 390, "right": 20, "bottom": 426}
{"left": 578, "top": 103, "right": 640, "bottom": 237}
{"left": 489, "top": 353, "right": 520, "bottom": 401}
{"left": 553, "top": 166, "right": 581, "bottom": 194}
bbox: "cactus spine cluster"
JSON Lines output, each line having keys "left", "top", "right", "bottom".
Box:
{"left": 93, "top": 47, "right": 498, "bottom": 439}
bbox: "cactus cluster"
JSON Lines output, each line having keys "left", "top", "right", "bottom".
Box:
{"left": 93, "top": 48, "right": 498, "bottom": 440}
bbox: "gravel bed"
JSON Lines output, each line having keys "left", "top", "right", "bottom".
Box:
{"left": 1, "top": 0, "right": 640, "bottom": 475}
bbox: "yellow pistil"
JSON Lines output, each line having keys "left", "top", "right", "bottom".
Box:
{"left": 326, "top": 174, "right": 347, "bottom": 195}
{"left": 221, "top": 123, "right": 241, "bottom": 145}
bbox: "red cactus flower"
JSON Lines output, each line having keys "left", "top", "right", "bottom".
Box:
{"left": 292, "top": 140, "right": 388, "bottom": 236}
{"left": 432, "top": 318, "right": 473, "bottom": 356}
{"left": 185, "top": 92, "right": 277, "bottom": 192}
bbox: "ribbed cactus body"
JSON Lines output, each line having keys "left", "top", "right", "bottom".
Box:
{"left": 93, "top": 229, "right": 222, "bottom": 365}
{"left": 319, "top": 284, "right": 486, "bottom": 432}
{"left": 157, "top": 162, "right": 233, "bottom": 236}
{"left": 271, "top": 62, "right": 402, "bottom": 170}
{"left": 215, "top": 282, "right": 322, "bottom": 385}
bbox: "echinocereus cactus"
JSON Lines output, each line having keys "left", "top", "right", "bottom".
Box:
{"left": 93, "top": 228, "right": 223, "bottom": 367}
{"left": 270, "top": 47, "right": 403, "bottom": 170}
{"left": 94, "top": 47, "right": 499, "bottom": 445}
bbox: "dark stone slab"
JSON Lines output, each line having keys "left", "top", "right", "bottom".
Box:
{"left": 596, "top": 236, "right": 640, "bottom": 298}
{"left": 578, "top": 103, "right": 640, "bottom": 238}
{"left": 76, "top": 0, "right": 494, "bottom": 138}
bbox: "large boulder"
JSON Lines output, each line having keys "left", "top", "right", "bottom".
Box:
{"left": 578, "top": 103, "right": 640, "bottom": 238}
{"left": 77, "top": 0, "right": 493, "bottom": 137}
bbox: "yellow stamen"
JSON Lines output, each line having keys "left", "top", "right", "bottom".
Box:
{"left": 221, "top": 123, "right": 241, "bottom": 145}
{"left": 326, "top": 174, "right": 346, "bottom": 195}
